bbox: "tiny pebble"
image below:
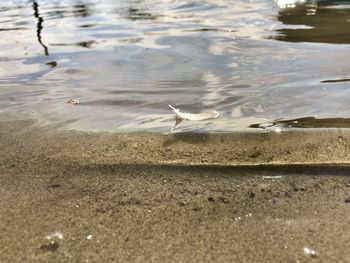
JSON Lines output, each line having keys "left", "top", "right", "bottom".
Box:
{"left": 45, "top": 231, "right": 63, "bottom": 240}
{"left": 303, "top": 247, "right": 317, "bottom": 257}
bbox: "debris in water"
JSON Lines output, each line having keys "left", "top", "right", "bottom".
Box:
{"left": 87, "top": 234, "right": 92, "bottom": 240}
{"left": 67, "top": 99, "right": 80, "bottom": 104}
{"left": 169, "top": 105, "right": 219, "bottom": 121}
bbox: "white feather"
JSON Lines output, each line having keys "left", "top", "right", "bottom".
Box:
{"left": 169, "top": 105, "right": 219, "bottom": 121}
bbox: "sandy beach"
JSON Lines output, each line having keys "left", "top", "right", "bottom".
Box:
{"left": 1, "top": 0, "right": 350, "bottom": 261}
{"left": 0, "top": 119, "right": 349, "bottom": 262}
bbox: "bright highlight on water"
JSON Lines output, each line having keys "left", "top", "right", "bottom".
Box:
{"left": 0, "top": 0, "right": 349, "bottom": 132}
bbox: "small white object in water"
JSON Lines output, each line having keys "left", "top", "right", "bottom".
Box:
{"left": 87, "top": 234, "right": 92, "bottom": 240}
{"left": 168, "top": 105, "right": 219, "bottom": 121}
{"left": 67, "top": 99, "right": 80, "bottom": 104}
{"left": 303, "top": 247, "right": 317, "bottom": 256}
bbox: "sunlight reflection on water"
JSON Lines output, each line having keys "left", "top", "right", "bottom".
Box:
{"left": 0, "top": 0, "right": 349, "bottom": 132}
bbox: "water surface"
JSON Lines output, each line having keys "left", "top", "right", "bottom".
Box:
{"left": 0, "top": 0, "right": 349, "bottom": 132}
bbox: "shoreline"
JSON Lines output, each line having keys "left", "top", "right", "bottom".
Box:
{"left": 1, "top": 119, "right": 350, "bottom": 170}
{"left": 1, "top": 119, "right": 350, "bottom": 262}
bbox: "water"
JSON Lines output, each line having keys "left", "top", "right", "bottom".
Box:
{"left": 0, "top": 0, "right": 349, "bottom": 132}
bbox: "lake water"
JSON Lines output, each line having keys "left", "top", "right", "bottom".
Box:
{"left": 0, "top": 0, "right": 349, "bottom": 132}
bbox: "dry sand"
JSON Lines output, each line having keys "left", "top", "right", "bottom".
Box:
{"left": 1, "top": 119, "right": 350, "bottom": 262}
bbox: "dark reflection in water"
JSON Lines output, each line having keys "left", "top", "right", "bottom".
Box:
{"left": 40, "top": 3, "right": 93, "bottom": 20}
{"left": 72, "top": 3, "right": 91, "bottom": 18}
{"left": 321, "top": 78, "right": 350, "bottom": 83}
{"left": 126, "top": 7, "right": 159, "bottom": 21}
{"left": 276, "top": 0, "right": 350, "bottom": 44}
{"left": 51, "top": 40, "right": 97, "bottom": 48}
{"left": 0, "top": 27, "right": 27, "bottom": 32}
{"left": 46, "top": 61, "right": 57, "bottom": 68}
{"left": 32, "top": 1, "right": 49, "bottom": 56}
{"left": 251, "top": 117, "right": 350, "bottom": 129}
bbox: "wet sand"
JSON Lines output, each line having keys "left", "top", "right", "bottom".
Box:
{"left": 1, "top": 119, "right": 350, "bottom": 262}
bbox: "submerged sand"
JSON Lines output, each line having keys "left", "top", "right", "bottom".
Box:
{"left": 1, "top": 119, "right": 350, "bottom": 262}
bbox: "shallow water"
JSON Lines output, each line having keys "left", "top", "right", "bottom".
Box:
{"left": 0, "top": 0, "right": 349, "bottom": 132}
